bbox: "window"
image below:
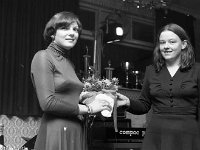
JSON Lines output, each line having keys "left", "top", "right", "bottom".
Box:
{"left": 79, "top": 9, "right": 96, "bottom": 31}
{"left": 132, "top": 21, "right": 154, "bottom": 43}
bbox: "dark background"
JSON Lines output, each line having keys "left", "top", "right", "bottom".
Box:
{"left": 0, "top": 0, "right": 195, "bottom": 118}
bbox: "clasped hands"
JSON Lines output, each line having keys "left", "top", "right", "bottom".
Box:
{"left": 80, "top": 90, "right": 130, "bottom": 115}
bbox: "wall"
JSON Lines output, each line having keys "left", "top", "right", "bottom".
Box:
{"left": 0, "top": 115, "right": 40, "bottom": 149}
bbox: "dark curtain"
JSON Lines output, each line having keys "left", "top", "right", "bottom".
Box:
{"left": 155, "top": 8, "right": 195, "bottom": 47}
{"left": 0, "top": 0, "right": 79, "bottom": 117}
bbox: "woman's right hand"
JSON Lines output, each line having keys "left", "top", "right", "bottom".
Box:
{"left": 116, "top": 93, "right": 130, "bottom": 107}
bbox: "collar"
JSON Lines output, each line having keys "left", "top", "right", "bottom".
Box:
{"left": 48, "top": 42, "right": 70, "bottom": 58}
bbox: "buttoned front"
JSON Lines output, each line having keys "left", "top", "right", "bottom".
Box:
{"left": 169, "top": 78, "right": 173, "bottom": 106}
{"left": 149, "top": 65, "right": 199, "bottom": 109}
{"left": 127, "top": 63, "right": 200, "bottom": 150}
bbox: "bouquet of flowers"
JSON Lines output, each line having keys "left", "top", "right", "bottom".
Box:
{"left": 80, "top": 77, "right": 118, "bottom": 101}
{"left": 80, "top": 77, "right": 119, "bottom": 131}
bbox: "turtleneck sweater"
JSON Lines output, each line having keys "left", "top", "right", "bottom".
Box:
{"left": 31, "top": 41, "right": 86, "bottom": 150}
{"left": 31, "top": 42, "right": 84, "bottom": 117}
{"left": 48, "top": 41, "right": 70, "bottom": 58}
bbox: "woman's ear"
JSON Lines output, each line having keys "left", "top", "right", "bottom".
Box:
{"left": 51, "top": 35, "right": 55, "bottom": 40}
{"left": 182, "top": 40, "right": 187, "bottom": 49}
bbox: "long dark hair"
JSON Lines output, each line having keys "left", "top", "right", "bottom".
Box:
{"left": 153, "top": 23, "right": 195, "bottom": 72}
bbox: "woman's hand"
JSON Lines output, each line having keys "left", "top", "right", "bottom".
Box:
{"left": 87, "top": 94, "right": 112, "bottom": 114}
{"left": 79, "top": 91, "right": 97, "bottom": 103}
{"left": 101, "top": 89, "right": 117, "bottom": 100}
{"left": 116, "top": 93, "right": 130, "bottom": 107}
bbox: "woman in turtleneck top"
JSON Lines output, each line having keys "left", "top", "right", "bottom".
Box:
{"left": 31, "top": 11, "right": 111, "bottom": 150}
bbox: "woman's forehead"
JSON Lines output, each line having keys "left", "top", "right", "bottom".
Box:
{"left": 159, "top": 30, "right": 180, "bottom": 40}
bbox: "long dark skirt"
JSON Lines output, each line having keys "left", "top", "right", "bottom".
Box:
{"left": 34, "top": 114, "right": 88, "bottom": 150}
{"left": 142, "top": 114, "right": 200, "bottom": 150}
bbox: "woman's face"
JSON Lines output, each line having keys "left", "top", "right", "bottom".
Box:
{"left": 159, "top": 30, "right": 186, "bottom": 64}
{"left": 54, "top": 22, "right": 79, "bottom": 50}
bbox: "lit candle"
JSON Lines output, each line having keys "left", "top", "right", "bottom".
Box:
{"left": 125, "top": 62, "right": 129, "bottom": 70}
{"left": 63, "top": 127, "right": 67, "bottom": 149}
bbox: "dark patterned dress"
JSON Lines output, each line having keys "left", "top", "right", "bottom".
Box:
{"left": 128, "top": 64, "right": 200, "bottom": 150}
{"left": 31, "top": 42, "right": 87, "bottom": 150}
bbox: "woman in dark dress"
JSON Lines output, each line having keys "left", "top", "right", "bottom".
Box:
{"left": 31, "top": 11, "right": 111, "bottom": 150}
{"left": 117, "top": 23, "right": 200, "bottom": 150}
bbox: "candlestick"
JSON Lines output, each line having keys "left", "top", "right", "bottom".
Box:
{"left": 63, "top": 127, "right": 67, "bottom": 150}
{"left": 132, "top": 70, "right": 142, "bottom": 89}
{"left": 93, "top": 39, "right": 97, "bottom": 66}
{"left": 83, "top": 55, "right": 91, "bottom": 79}
{"left": 105, "top": 60, "right": 114, "bottom": 80}
{"left": 105, "top": 67, "right": 114, "bottom": 80}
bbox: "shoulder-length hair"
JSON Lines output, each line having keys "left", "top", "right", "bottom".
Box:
{"left": 43, "top": 11, "right": 82, "bottom": 43}
{"left": 153, "top": 23, "right": 195, "bottom": 72}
